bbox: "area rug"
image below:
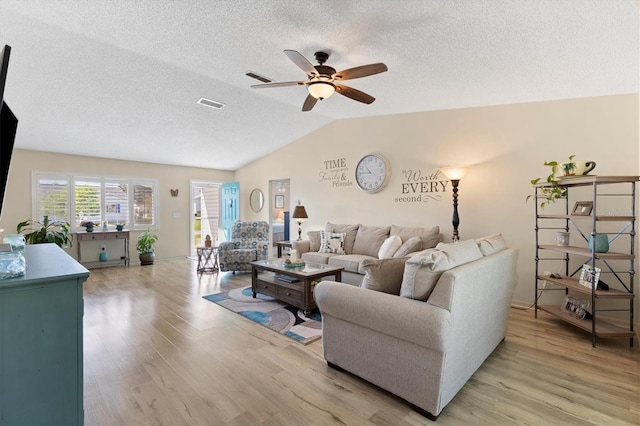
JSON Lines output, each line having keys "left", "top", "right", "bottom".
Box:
{"left": 203, "top": 286, "right": 322, "bottom": 344}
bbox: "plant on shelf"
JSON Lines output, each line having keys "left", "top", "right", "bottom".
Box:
{"left": 136, "top": 228, "right": 158, "bottom": 265}
{"left": 527, "top": 155, "right": 575, "bottom": 209}
{"left": 80, "top": 220, "right": 96, "bottom": 232}
{"left": 16, "top": 215, "right": 72, "bottom": 248}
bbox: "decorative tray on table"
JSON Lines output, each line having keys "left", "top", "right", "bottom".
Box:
{"left": 283, "top": 261, "right": 305, "bottom": 268}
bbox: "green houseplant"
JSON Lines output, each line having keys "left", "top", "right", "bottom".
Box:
{"left": 527, "top": 155, "right": 575, "bottom": 209}
{"left": 136, "top": 228, "right": 158, "bottom": 265}
{"left": 16, "top": 215, "right": 72, "bottom": 248}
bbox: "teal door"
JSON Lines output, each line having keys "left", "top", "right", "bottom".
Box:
{"left": 220, "top": 182, "right": 239, "bottom": 241}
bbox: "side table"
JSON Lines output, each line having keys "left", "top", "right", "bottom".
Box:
{"left": 196, "top": 246, "right": 219, "bottom": 273}
{"left": 275, "top": 240, "right": 292, "bottom": 258}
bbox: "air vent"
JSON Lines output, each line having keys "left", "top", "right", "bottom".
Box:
{"left": 245, "top": 71, "right": 272, "bottom": 83}
{"left": 197, "top": 98, "right": 225, "bottom": 109}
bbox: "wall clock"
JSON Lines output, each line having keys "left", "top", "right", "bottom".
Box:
{"left": 355, "top": 153, "right": 391, "bottom": 193}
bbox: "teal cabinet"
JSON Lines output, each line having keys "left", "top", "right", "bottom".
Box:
{"left": 0, "top": 244, "right": 89, "bottom": 425}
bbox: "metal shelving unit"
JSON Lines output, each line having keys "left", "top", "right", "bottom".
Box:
{"left": 534, "top": 176, "right": 638, "bottom": 347}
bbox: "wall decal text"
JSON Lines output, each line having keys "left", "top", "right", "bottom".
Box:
{"left": 395, "top": 169, "right": 449, "bottom": 203}
{"left": 319, "top": 157, "right": 353, "bottom": 188}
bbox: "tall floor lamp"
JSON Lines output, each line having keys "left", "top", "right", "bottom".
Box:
{"left": 439, "top": 167, "right": 468, "bottom": 242}
{"left": 292, "top": 204, "right": 309, "bottom": 241}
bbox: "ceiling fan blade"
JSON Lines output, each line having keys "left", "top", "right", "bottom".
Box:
{"left": 333, "top": 63, "right": 388, "bottom": 81}
{"left": 251, "top": 81, "right": 305, "bottom": 89}
{"left": 302, "top": 94, "right": 318, "bottom": 111}
{"left": 335, "top": 84, "right": 375, "bottom": 104}
{"left": 284, "top": 50, "right": 318, "bottom": 77}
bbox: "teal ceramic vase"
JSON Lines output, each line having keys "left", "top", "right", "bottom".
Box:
{"left": 588, "top": 234, "right": 609, "bottom": 253}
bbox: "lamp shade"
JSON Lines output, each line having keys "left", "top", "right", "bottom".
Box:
{"left": 439, "top": 166, "right": 468, "bottom": 180}
{"left": 292, "top": 205, "right": 308, "bottom": 219}
{"left": 307, "top": 80, "right": 335, "bottom": 100}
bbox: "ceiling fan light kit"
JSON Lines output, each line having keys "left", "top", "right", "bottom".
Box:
{"left": 251, "top": 49, "right": 387, "bottom": 111}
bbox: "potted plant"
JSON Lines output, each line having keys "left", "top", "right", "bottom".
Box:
{"left": 136, "top": 228, "right": 158, "bottom": 265}
{"left": 80, "top": 220, "right": 96, "bottom": 232}
{"left": 527, "top": 155, "right": 575, "bottom": 209}
{"left": 16, "top": 215, "right": 72, "bottom": 248}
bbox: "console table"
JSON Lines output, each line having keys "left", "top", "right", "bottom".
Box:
{"left": 75, "top": 230, "right": 130, "bottom": 268}
{"left": 0, "top": 244, "right": 90, "bottom": 425}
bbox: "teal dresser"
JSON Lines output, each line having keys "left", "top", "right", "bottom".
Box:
{"left": 0, "top": 244, "right": 90, "bottom": 425}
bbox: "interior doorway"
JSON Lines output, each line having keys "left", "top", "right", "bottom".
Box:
{"left": 190, "top": 181, "right": 222, "bottom": 257}
{"left": 269, "top": 179, "right": 290, "bottom": 248}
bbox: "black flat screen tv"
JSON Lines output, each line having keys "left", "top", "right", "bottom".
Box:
{"left": 0, "top": 44, "right": 18, "bottom": 220}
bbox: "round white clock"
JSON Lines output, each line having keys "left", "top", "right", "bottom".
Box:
{"left": 355, "top": 153, "right": 391, "bottom": 193}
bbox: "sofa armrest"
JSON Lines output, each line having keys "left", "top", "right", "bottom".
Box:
{"left": 291, "top": 240, "right": 311, "bottom": 255}
{"left": 315, "top": 281, "right": 450, "bottom": 352}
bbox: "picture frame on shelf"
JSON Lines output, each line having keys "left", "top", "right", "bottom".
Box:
{"left": 561, "top": 295, "right": 589, "bottom": 320}
{"left": 275, "top": 195, "right": 284, "bottom": 209}
{"left": 571, "top": 201, "right": 593, "bottom": 216}
{"left": 578, "top": 263, "right": 601, "bottom": 289}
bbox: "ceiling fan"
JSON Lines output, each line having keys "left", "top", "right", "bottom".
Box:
{"left": 251, "top": 50, "right": 388, "bottom": 112}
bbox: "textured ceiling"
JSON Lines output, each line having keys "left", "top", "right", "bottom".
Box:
{"left": 0, "top": 0, "right": 637, "bottom": 170}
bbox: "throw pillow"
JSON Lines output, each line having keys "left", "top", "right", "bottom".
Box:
{"left": 361, "top": 257, "right": 409, "bottom": 295}
{"left": 378, "top": 235, "right": 402, "bottom": 259}
{"left": 325, "top": 222, "right": 359, "bottom": 254}
{"left": 307, "top": 230, "right": 322, "bottom": 252}
{"left": 319, "top": 231, "right": 346, "bottom": 254}
{"left": 400, "top": 239, "right": 483, "bottom": 301}
{"left": 352, "top": 225, "right": 391, "bottom": 258}
{"left": 390, "top": 225, "right": 441, "bottom": 250}
{"left": 475, "top": 233, "right": 508, "bottom": 256}
{"left": 393, "top": 236, "right": 423, "bottom": 258}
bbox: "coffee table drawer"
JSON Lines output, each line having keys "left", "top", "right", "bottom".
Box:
{"left": 254, "top": 281, "right": 278, "bottom": 298}
{"left": 277, "top": 286, "right": 303, "bottom": 306}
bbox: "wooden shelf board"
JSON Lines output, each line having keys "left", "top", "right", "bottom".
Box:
{"left": 537, "top": 305, "right": 635, "bottom": 338}
{"left": 537, "top": 214, "right": 634, "bottom": 222}
{"left": 538, "top": 245, "right": 635, "bottom": 260}
{"left": 536, "top": 175, "right": 640, "bottom": 188}
{"left": 537, "top": 275, "right": 634, "bottom": 299}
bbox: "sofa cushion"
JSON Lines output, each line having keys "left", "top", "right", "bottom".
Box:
{"left": 329, "top": 254, "right": 375, "bottom": 274}
{"left": 390, "top": 225, "right": 440, "bottom": 250}
{"left": 378, "top": 235, "right": 402, "bottom": 259}
{"left": 475, "top": 233, "right": 508, "bottom": 256}
{"left": 393, "top": 236, "right": 423, "bottom": 258}
{"left": 320, "top": 231, "right": 346, "bottom": 254}
{"left": 400, "top": 239, "right": 483, "bottom": 301}
{"left": 307, "top": 230, "right": 322, "bottom": 252}
{"left": 352, "top": 225, "right": 391, "bottom": 257}
{"left": 326, "top": 222, "right": 359, "bottom": 254}
{"left": 361, "top": 257, "right": 409, "bottom": 295}
{"left": 302, "top": 251, "right": 339, "bottom": 265}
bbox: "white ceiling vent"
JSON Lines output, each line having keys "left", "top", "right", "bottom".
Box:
{"left": 197, "top": 98, "right": 225, "bottom": 109}
{"left": 245, "top": 71, "right": 272, "bottom": 83}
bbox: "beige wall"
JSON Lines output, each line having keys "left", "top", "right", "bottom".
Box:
{"left": 0, "top": 150, "right": 233, "bottom": 260}
{"left": 235, "top": 94, "right": 640, "bottom": 322}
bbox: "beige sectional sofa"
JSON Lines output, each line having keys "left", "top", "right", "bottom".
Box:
{"left": 291, "top": 222, "right": 441, "bottom": 285}
{"left": 314, "top": 234, "right": 518, "bottom": 420}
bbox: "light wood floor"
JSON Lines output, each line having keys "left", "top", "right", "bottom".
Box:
{"left": 83, "top": 258, "right": 640, "bottom": 425}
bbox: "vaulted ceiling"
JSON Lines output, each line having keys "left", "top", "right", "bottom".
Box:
{"left": 0, "top": 1, "right": 637, "bottom": 170}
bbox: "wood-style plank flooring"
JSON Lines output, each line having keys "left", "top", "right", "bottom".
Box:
{"left": 83, "top": 259, "right": 640, "bottom": 425}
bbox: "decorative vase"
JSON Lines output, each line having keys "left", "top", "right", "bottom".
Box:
{"left": 85, "top": 225, "right": 94, "bottom": 233}
{"left": 588, "top": 234, "right": 609, "bottom": 253}
{"left": 139, "top": 252, "right": 155, "bottom": 266}
{"left": 116, "top": 224, "right": 124, "bottom": 231}
{"left": 3, "top": 234, "right": 25, "bottom": 252}
{"left": 99, "top": 251, "right": 108, "bottom": 262}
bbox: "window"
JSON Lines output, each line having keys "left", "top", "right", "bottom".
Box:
{"left": 33, "top": 173, "right": 158, "bottom": 230}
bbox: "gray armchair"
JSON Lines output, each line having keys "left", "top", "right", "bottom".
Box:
{"left": 218, "top": 221, "right": 269, "bottom": 273}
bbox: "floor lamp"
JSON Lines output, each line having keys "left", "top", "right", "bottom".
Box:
{"left": 292, "top": 205, "right": 308, "bottom": 241}
{"left": 439, "top": 167, "right": 468, "bottom": 242}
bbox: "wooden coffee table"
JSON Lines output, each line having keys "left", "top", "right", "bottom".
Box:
{"left": 251, "top": 259, "right": 343, "bottom": 316}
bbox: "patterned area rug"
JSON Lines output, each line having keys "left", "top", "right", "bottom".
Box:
{"left": 203, "top": 286, "right": 322, "bottom": 345}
